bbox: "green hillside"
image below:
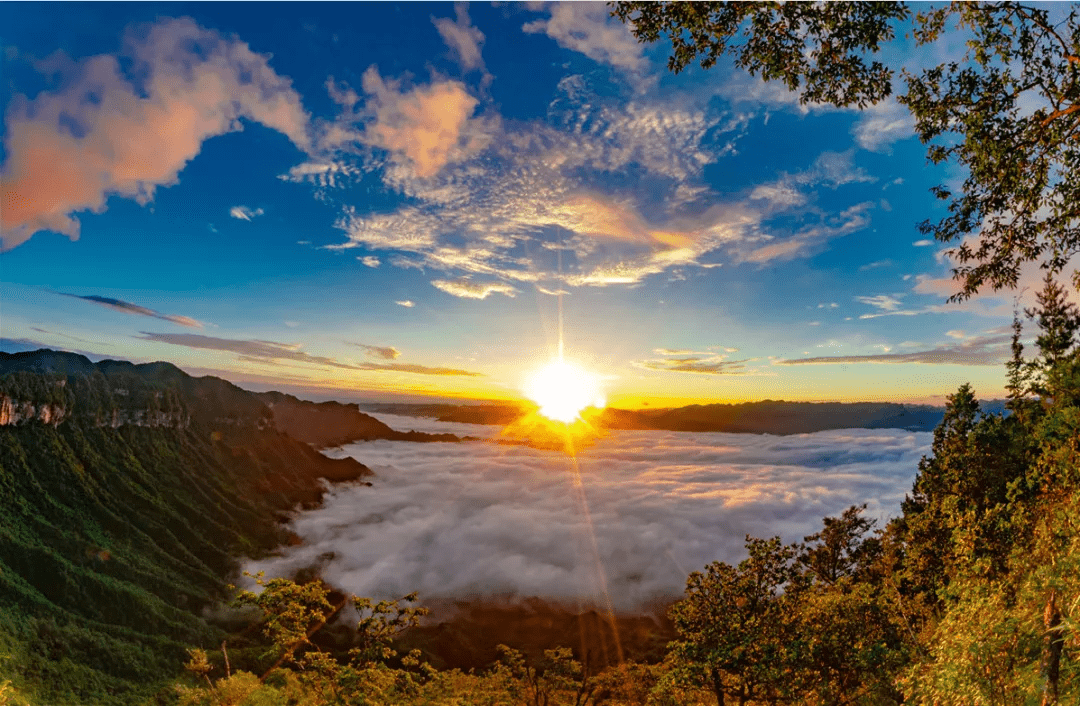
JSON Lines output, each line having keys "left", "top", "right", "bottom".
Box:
{"left": 0, "top": 352, "right": 370, "bottom": 704}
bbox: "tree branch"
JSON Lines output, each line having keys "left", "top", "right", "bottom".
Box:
{"left": 1040, "top": 103, "right": 1080, "bottom": 126}
{"left": 259, "top": 597, "right": 348, "bottom": 682}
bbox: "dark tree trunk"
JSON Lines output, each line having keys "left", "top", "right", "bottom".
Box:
{"left": 1040, "top": 590, "right": 1063, "bottom": 706}
{"left": 710, "top": 668, "right": 726, "bottom": 706}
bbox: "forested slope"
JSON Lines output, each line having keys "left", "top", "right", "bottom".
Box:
{"left": 0, "top": 351, "right": 371, "bottom": 704}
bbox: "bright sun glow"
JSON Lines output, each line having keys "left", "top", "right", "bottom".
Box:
{"left": 524, "top": 359, "right": 606, "bottom": 423}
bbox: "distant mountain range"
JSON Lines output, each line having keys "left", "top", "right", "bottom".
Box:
{"left": 363, "top": 398, "right": 1009, "bottom": 435}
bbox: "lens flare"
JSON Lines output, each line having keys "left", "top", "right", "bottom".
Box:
{"left": 524, "top": 359, "right": 605, "bottom": 423}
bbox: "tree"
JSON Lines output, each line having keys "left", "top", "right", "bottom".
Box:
{"left": 1026, "top": 272, "right": 1080, "bottom": 375}
{"left": 793, "top": 507, "right": 905, "bottom": 706}
{"left": 798, "top": 504, "right": 880, "bottom": 587}
{"left": 1006, "top": 307, "right": 1036, "bottom": 417}
{"left": 611, "top": 2, "right": 1080, "bottom": 300}
{"left": 668, "top": 536, "right": 798, "bottom": 705}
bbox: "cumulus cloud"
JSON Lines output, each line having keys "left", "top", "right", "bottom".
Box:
{"left": 246, "top": 416, "right": 928, "bottom": 611}
{"left": 1, "top": 17, "right": 311, "bottom": 250}
{"left": 522, "top": 3, "right": 647, "bottom": 75}
{"left": 230, "top": 205, "right": 265, "bottom": 221}
{"left": 359, "top": 256, "right": 381, "bottom": 268}
{"left": 433, "top": 3, "right": 487, "bottom": 74}
{"left": 431, "top": 278, "right": 518, "bottom": 299}
{"left": 913, "top": 239, "right": 935, "bottom": 247}
{"left": 357, "top": 68, "right": 482, "bottom": 178}
{"left": 776, "top": 332, "right": 1013, "bottom": 367}
{"left": 62, "top": 293, "right": 204, "bottom": 328}
{"left": 353, "top": 343, "right": 401, "bottom": 360}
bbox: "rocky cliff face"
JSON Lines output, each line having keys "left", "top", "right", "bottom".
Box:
{"left": 0, "top": 397, "right": 67, "bottom": 426}
{"left": 0, "top": 350, "right": 460, "bottom": 446}
{"left": 0, "top": 395, "right": 199, "bottom": 428}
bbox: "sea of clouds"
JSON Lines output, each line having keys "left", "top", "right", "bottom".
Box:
{"left": 245, "top": 413, "right": 930, "bottom": 613}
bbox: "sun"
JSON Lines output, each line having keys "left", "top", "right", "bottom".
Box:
{"left": 524, "top": 359, "right": 606, "bottom": 423}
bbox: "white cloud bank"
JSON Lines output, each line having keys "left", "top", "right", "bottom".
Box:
{"left": 247, "top": 415, "right": 928, "bottom": 612}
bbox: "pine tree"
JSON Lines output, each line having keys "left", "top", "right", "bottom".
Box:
{"left": 1026, "top": 273, "right": 1080, "bottom": 373}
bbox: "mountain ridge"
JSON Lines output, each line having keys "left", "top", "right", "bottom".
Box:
{"left": 362, "top": 398, "right": 1010, "bottom": 435}
{"left": 0, "top": 350, "right": 465, "bottom": 447}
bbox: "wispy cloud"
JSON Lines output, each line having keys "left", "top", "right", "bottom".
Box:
{"left": 851, "top": 99, "right": 915, "bottom": 153}
{"left": 359, "top": 362, "right": 481, "bottom": 377}
{"left": 137, "top": 332, "right": 357, "bottom": 369}
{"left": 633, "top": 350, "right": 750, "bottom": 375}
{"left": 776, "top": 332, "right": 1012, "bottom": 367}
{"left": 522, "top": 3, "right": 647, "bottom": 75}
{"left": 750, "top": 150, "right": 874, "bottom": 211}
{"left": 432, "top": 279, "right": 517, "bottom": 300}
{"left": 230, "top": 205, "right": 265, "bottom": 221}
{"left": 359, "top": 255, "right": 381, "bottom": 268}
{"left": 1, "top": 17, "right": 311, "bottom": 250}
{"left": 353, "top": 343, "right": 401, "bottom": 360}
{"left": 62, "top": 293, "right": 204, "bottom": 328}
{"left": 323, "top": 72, "right": 747, "bottom": 289}
{"left": 278, "top": 160, "right": 361, "bottom": 192}
{"left": 434, "top": 2, "right": 487, "bottom": 75}
{"left": 859, "top": 260, "right": 893, "bottom": 272}
{"left": 739, "top": 202, "right": 873, "bottom": 264}
{"left": 855, "top": 294, "right": 905, "bottom": 312}
{"left": 138, "top": 331, "right": 479, "bottom": 376}
{"left": 304, "top": 54, "right": 877, "bottom": 294}
{"left": 395, "top": 300, "right": 415, "bottom": 308}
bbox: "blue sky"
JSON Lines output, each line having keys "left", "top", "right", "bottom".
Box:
{"left": 0, "top": 2, "right": 1045, "bottom": 406}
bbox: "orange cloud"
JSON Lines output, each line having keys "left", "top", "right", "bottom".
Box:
{"left": 360, "top": 67, "right": 481, "bottom": 178}
{"left": 553, "top": 195, "right": 694, "bottom": 248}
{"left": 0, "top": 18, "right": 311, "bottom": 250}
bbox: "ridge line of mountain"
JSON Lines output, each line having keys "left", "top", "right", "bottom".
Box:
{"left": 0, "top": 349, "right": 466, "bottom": 447}
{"left": 361, "top": 397, "right": 1009, "bottom": 435}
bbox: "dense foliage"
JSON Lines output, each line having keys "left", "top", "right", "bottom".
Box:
{"left": 611, "top": 1, "right": 1080, "bottom": 300}
{"left": 0, "top": 353, "right": 367, "bottom": 704}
